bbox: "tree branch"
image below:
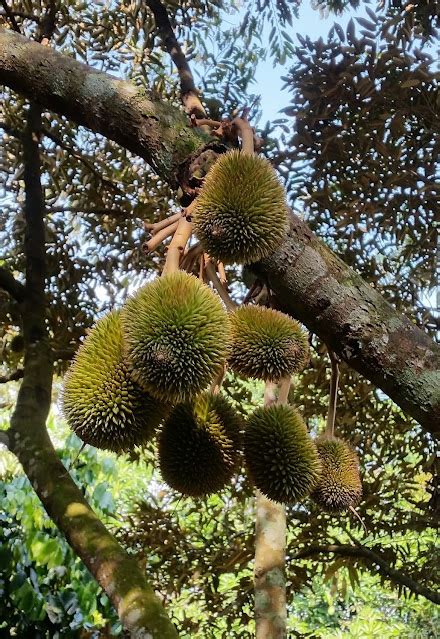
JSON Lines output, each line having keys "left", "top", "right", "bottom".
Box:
{"left": 0, "top": 266, "right": 25, "bottom": 302}
{"left": 145, "top": 0, "right": 205, "bottom": 117}
{"left": 7, "top": 102, "right": 178, "bottom": 638}
{"left": 0, "top": 28, "right": 210, "bottom": 187}
{"left": 292, "top": 544, "right": 440, "bottom": 605}
{"left": 0, "top": 368, "right": 24, "bottom": 383}
{"left": 1, "top": 27, "right": 438, "bottom": 435}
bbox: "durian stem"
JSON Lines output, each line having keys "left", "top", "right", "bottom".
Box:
{"left": 210, "top": 364, "right": 226, "bottom": 395}
{"left": 162, "top": 203, "right": 195, "bottom": 275}
{"left": 144, "top": 220, "right": 179, "bottom": 253}
{"left": 217, "top": 261, "right": 227, "bottom": 284}
{"left": 277, "top": 376, "right": 291, "bottom": 406}
{"left": 205, "top": 259, "right": 238, "bottom": 311}
{"left": 233, "top": 117, "right": 255, "bottom": 155}
{"left": 180, "top": 241, "right": 203, "bottom": 272}
{"left": 326, "top": 349, "right": 340, "bottom": 437}
{"left": 254, "top": 379, "right": 287, "bottom": 639}
{"left": 144, "top": 211, "right": 182, "bottom": 234}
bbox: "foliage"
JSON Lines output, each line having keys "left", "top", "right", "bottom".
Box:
{"left": 0, "top": 0, "right": 439, "bottom": 636}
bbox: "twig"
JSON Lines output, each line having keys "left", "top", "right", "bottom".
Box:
{"left": 162, "top": 203, "right": 195, "bottom": 275}
{"left": 145, "top": 0, "right": 205, "bottom": 117}
{"left": 0, "top": 266, "right": 25, "bottom": 302}
{"left": 143, "top": 220, "right": 179, "bottom": 253}
{"left": 205, "top": 260, "right": 237, "bottom": 312}
{"left": 210, "top": 364, "right": 226, "bottom": 395}
{"left": 217, "top": 261, "right": 227, "bottom": 284}
{"left": 277, "top": 376, "right": 291, "bottom": 406}
{"left": 0, "top": 369, "right": 24, "bottom": 384}
{"left": 326, "top": 349, "right": 340, "bottom": 437}
{"left": 144, "top": 211, "right": 182, "bottom": 234}
{"left": 180, "top": 241, "right": 203, "bottom": 272}
{"left": 0, "top": 0, "right": 20, "bottom": 32}
{"left": 232, "top": 117, "right": 255, "bottom": 155}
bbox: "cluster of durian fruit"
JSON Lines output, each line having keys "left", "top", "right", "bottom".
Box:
{"left": 63, "top": 147, "right": 361, "bottom": 514}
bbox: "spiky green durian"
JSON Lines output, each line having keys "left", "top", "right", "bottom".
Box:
{"left": 193, "top": 150, "right": 288, "bottom": 264}
{"left": 244, "top": 404, "right": 321, "bottom": 504}
{"left": 311, "top": 436, "right": 362, "bottom": 512}
{"left": 62, "top": 311, "right": 167, "bottom": 453}
{"left": 228, "top": 305, "right": 309, "bottom": 381}
{"left": 121, "top": 271, "right": 230, "bottom": 403}
{"left": 158, "top": 392, "right": 243, "bottom": 497}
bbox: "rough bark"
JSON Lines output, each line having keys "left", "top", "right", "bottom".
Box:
{"left": 6, "top": 102, "right": 178, "bottom": 639}
{"left": 254, "top": 382, "right": 287, "bottom": 639}
{"left": 0, "top": 27, "right": 209, "bottom": 187}
{"left": 1, "top": 28, "right": 439, "bottom": 434}
{"left": 252, "top": 216, "right": 440, "bottom": 435}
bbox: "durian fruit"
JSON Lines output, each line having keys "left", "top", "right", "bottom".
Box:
{"left": 244, "top": 404, "right": 321, "bottom": 504}
{"left": 311, "top": 436, "right": 362, "bottom": 512}
{"left": 193, "top": 150, "right": 288, "bottom": 264}
{"left": 228, "top": 305, "right": 309, "bottom": 381}
{"left": 62, "top": 311, "right": 167, "bottom": 453}
{"left": 158, "top": 392, "right": 243, "bottom": 497}
{"left": 121, "top": 271, "right": 230, "bottom": 403}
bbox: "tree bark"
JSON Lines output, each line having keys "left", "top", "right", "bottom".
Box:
{"left": 0, "top": 27, "right": 209, "bottom": 187}
{"left": 254, "top": 381, "right": 288, "bottom": 639}
{"left": 252, "top": 216, "right": 440, "bottom": 435}
{"left": 7, "top": 102, "right": 178, "bottom": 639}
{"left": 1, "top": 27, "right": 438, "bottom": 435}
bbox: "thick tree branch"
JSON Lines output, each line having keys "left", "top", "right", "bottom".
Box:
{"left": 1, "top": 28, "right": 438, "bottom": 435}
{"left": 0, "top": 266, "right": 25, "bottom": 301}
{"left": 0, "top": 28, "right": 210, "bottom": 187}
{"left": 292, "top": 544, "right": 440, "bottom": 604}
{"left": 145, "top": 0, "right": 205, "bottom": 117}
{"left": 7, "top": 102, "right": 178, "bottom": 638}
{"left": 252, "top": 215, "right": 440, "bottom": 435}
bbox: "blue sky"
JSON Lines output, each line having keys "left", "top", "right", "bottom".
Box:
{"left": 255, "top": 2, "right": 368, "bottom": 120}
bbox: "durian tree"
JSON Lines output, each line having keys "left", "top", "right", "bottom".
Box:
{"left": 0, "top": 1, "right": 438, "bottom": 637}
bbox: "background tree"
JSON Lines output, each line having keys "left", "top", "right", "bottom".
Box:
{"left": 0, "top": 0, "right": 438, "bottom": 636}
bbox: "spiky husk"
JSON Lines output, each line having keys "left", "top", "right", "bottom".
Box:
{"left": 311, "top": 436, "right": 362, "bottom": 512}
{"left": 228, "top": 305, "right": 309, "bottom": 380}
{"left": 244, "top": 404, "right": 321, "bottom": 504}
{"left": 193, "top": 150, "right": 288, "bottom": 264}
{"left": 121, "top": 272, "right": 230, "bottom": 403}
{"left": 62, "top": 311, "right": 167, "bottom": 453}
{"left": 158, "top": 392, "right": 243, "bottom": 497}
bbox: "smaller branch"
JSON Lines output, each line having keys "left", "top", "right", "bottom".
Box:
{"left": 143, "top": 220, "right": 179, "bottom": 253}
{"left": 144, "top": 211, "right": 182, "bottom": 234}
{"left": 145, "top": 0, "right": 205, "bottom": 117}
{"left": 217, "top": 261, "right": 227, "bottom": 284}
{"left": 162, "top": 204, "right": 194, "bottom": 275}
{"left": 232, "top": 117, "right": 255, "bottom": 155}
{"left": 0, "top": 368, "right": 24, "bottom": 384}
{"left": 326, "top": 349, "right": 340, "bottom": 437}
{"left": 264, "top": 380, "right": 277, "bottom": 407}
{"left": 0, "top": 266, "right": 25, "bottom": 302}
{"left": 292, "top": 544, "right": 440, "bottom": 605}
{"left": 0, "top": 0, "right": 20, "bottom": 32}
{"left": 180, "top": 241, "right": 203, "bottom": 272}
{"left": 205, "top": 260, "right": 237, "bottom": 311}
{"left": 277, "top": 376, "right": 291, "bottom": 405}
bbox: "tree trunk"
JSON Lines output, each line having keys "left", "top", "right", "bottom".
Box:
{"left": 7, "top": 102, "right": 178, "bottom": 639}
{"left": 1, "top": 29, "right": 439, "bottom": 432}
{"left": 254, "top": 381, "right": 288, "bottom": 639}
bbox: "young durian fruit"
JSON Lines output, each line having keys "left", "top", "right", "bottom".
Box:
{"left": 228, "top": 305, "right": 309, "bottom": 381}
{"left": 62, "top": 311, "right": 167, "bottom": 453}
{"left": 193, "top": 150, "right": 288, "bottom": 264}
{"left": 311, "top": 436, "right": 362, "bottom": 512}
{"left": 121, "top": 271, "right": 230, "bottom": 403}
{"left": 244, "top": 404, "right": 321, "bottom": 504}
{"left": 158, "top": 392, "right": 243, "bottom": 497}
